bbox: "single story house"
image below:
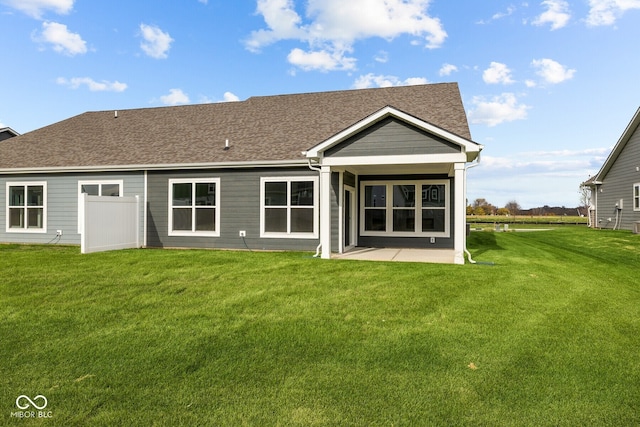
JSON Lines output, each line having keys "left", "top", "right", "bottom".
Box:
{"left": 586, "top": 106, "right": 640, "bottom": 232}
{"left": 0, "top": 83, "right": 482, "bottom": 263}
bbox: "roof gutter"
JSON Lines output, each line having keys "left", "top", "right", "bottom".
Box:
{"left": 0, "top": 159, "right": 310, "bottom": 175}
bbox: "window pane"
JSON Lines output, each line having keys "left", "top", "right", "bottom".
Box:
{"left": 365, "top": 185, "right": 386, "bottom": 207}
{"left": 393, "top": 185, "right": 415, "bottom": 207}
{"left": 422, "top": 209, "right": 445, "bottom": 232}
{"left": 195, "top": 183, "right": 216, "bottom": 206}
{"left": 81, "top": 184, "right": 99, "bottom": 195}
{"left": 27, "top": 208, "right": 44, "bottom": 228}
{"left": 265, "top": 182, "right": 287, "bottom": 206}
{"left": 422, "top": 185, "right": 445, "bottom": 208}
{"left": 393, "top": 210, "right": 415, "bottom": 232}
{"left": 9, "top": 187, "right": 24, "bottom": 206}
{"left": 172, "top": 208, "right": 192, "bottom": 231}
{"left": 9, "top": 208, "right": 24, "bottom": 228}
{"left": 172, "top": 183, "right": 192, "bottom": 206}
{"left": 195, "top": 208, "right": 215, "bottom": 231}
{"left": 364, "top": 209, "right": 386, "bottom": 231}
{"left": 291, "top": 181, "right": 314, "bottom": 206}
{"left": 291, "top": 208, "right": 313, "bottom": 232}
{"left": 102, "top": 184, "right": 120, "bottom": 196}
{"left": 27, "top": 186, "right": 44, "bottom": 206}
{"left": 265, "top": 208, "right": 287, "bottom": 232}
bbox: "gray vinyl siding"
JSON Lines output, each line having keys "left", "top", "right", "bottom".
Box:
{"left": 324, "top": 117, "right": 461, "bottom": 158}
{"left": 146, "top": 168, "right": 327, "bottom": 252}
{"left": 596, "top": 124, "right": 640, "bottom": 230}
{"left": 0, "top": 172, "right": 144, "bottom": 245}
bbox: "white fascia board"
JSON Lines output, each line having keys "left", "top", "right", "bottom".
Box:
{"left": 0, "top": 159, "right": 309, "bottom": 174}
{"left": 0, "top": 127, "right": 19, "bottom": 137}
{"left": 306, "top": 106, "right": 482, "bottom": 159}
{"left": 320, "top": 153, "right": 468, "bottom": 167}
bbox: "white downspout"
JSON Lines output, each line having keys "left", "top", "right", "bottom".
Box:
{"left": 464, "top": 155, "right": 481, "bottom": 264}
{"left": 307, "top": 159, "right": 323, "bottom": 257}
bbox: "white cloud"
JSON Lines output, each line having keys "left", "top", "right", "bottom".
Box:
{"left": 483, "top": 62, "right": 515, "bottom": 85}
{"left": 374, "top": 50, "right": 389, "bottom": 63}
{"left": 160, "top": 89, "right": 190, "bottom": 105}
{"left": 352, "top": 73, "right": 428, "bottom": 89}
{"left": 1, "top": 0, "right": 74, "bottom": 19}
{"left": 246, "top": 0, "right": 447, "bottom": 71}
{"left": 531, "top": 58, "right": 575, "bottom": 84}
{"left": 477, "top": 5, "right": 517, "bottom": 24}
{"left": 439, "top": 63, "right": 458, "bottom": 76}
{"left": 533, "top": 0, "right": 571, "bottom": 30}
{"left": 287, "top": 47, "right": 356, "bottom": 71}
{"left": 468, "top": 93, "right": 530, "bottom": 127}
{"left": 34, "top": 21, "right": 86, "bottom": 55}
{"left": 223, "top": 91, "right": 240, "bottom": 102}
{"left": 56, "top": 77, "right": 127, "bottom": 92}
{"left": 139, "top": 23, "right": 173, "bottom": 59}
{"left": 586, "top": 0, "right": 640, "bottom": 26}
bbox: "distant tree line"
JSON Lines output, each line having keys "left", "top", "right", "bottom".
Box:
{"left": 467, "top": 198, "right": 586, "bottom": 216}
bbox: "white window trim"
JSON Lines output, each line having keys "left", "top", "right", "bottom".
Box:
{"left": 260, "top": 176, "right": 319, "bottom": 239}
{"left": 634, "top": 183, "right": 640, "bottom": 212}
{"left": 168, "top": 178, "right": 221, "bottom": 237}
{"left": 6, "top": 181, "right": 47, "bottom": 233}
{"left": 359, "top": 179, "right": 450, "bottom": 238}
{"left": 78, "top": 180, "right": 124, "bottom": 234}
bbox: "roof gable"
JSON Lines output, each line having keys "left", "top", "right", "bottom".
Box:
{"left": 0, "top": 127, "right": 19, "bottom": 142}
{"left": 305, "top": 106, "right": 481, "bottom": 162}
{"left": 594, "top": 106, "right": 640, "bottom": 182}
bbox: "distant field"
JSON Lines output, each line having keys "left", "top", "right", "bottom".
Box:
{"left": 468, "top": 215, "right": 588, "bottom": 225}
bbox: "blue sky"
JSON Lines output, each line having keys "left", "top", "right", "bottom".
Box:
{"left": 1, "top": 0, "right": 639, "bottom": 209}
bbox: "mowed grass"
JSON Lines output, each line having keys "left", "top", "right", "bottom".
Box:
{"left": 1, "top": 227, "right": 639, "bottom": 426}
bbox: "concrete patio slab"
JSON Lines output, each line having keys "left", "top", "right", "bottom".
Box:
{"left": 333, "top": 247, "right": 456, "bottom": 264}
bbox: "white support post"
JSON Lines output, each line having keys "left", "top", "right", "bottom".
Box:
{"left": 454, "top": 163, "right": 466, "bottom": 264}
{"left": 320, "top": 166, "right": 332, "bottom": 259}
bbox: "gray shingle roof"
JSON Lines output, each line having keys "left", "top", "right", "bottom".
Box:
{"left": 0, "top": 83, "right": 473, "bottom": 171}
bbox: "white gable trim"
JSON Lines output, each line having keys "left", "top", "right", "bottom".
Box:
{"left": 305, "top": 106, "right": 482, "bottom": 161}
{"left": 595, "top": 106, "right": 640, "bottom": 182}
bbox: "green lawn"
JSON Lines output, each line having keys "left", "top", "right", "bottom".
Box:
{"left": 1, "top": 227, "right": 639, "bottom": 426}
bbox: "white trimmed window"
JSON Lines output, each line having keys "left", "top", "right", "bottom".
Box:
{"left": 634, "top": 183, "right": 640, "bottom": 211}
{"left": 168, "top": 178, "right": 220, "bottom": 236}
{"left": 260, "top": 177, "right": 319, "bottom": 238}
{"left": 6, "top": 182, "right": 47, "bottom": 233}
{"left": 78, "top": 180, "right": 124, "bottom": 233}
{"left": 360, "top": 180, "right": 450, "bottom": 237}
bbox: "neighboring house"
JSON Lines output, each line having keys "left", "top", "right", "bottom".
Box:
{"left": 586, "top": 106, "right": 640, "bottom": 232}
{"left": 0, "top": 127, "right": 19, "bottom": 142}
{"left": 0, "top": 83, "right": 482, "bottom": 263}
